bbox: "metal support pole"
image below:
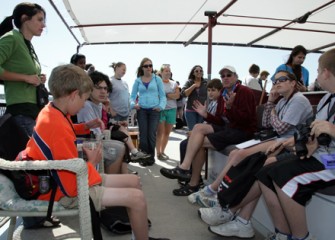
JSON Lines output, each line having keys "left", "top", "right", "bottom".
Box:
{"left": 205, "top": 11, "right": 217, "bottom": 81}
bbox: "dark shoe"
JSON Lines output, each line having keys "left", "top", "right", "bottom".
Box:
{"left": 25, "top": 216, "right": 61, "bottom": 229}
{"left": 178, "top": 175, "right": 204, "bottom": 188}
{"left": 139, "top": 157, "right": 155, "bottom": 166}
{"left": 173, "top": 184, "right": 200, "bottom": 196}
{"left": 160, "top": 166, "right": 191, "bottom": 182}
{"left": 130, "top": 151, "right": 151, "bottom": 162}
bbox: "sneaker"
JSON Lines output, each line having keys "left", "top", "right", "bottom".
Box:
{"left": 131, "top": 151, "right": 151, "bottom": 162}
{"left": 162, "top": 153, "right": 169, "bottom": 159}
{"left": 209, "top": 218, "right": 255, "bottom": 238}
{"left": 265, "top": 232, "right": 290, "bottom": 240}
{"left": 188, "top": 186, "right": 216, "bottom": 206}
{"left": 198, "top": 206, "right": 233, "bottom": 226}
{"left": 157, "top": 153, "right": 169, "bottom": 161}
{"left": 196, "top": 194, "right": 218, "bottom": 208}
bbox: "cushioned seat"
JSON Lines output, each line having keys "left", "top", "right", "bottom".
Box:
{"left": 0, "top": 158, "right": 93, "bottom": 240}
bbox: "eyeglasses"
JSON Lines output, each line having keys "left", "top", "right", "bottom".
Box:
{"left": 94, "top": 85, "right": 108, "bottom": 91}
{"left": 273, "top": 76, "right": 291, "bottom": 85}
{"left": 194, "top": 69, "right": 203, "bottom": 73}
{"left": 220, "top": 74, "right": 233, "bottom": 78}
{"left": 142, "top": 64, "right": 153, "bottom": 68}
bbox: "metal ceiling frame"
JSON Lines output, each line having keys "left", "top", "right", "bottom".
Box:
{"left": 49, "top": 0, "right": 335, "bottom": 79}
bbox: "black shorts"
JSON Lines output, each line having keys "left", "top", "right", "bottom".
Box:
{"left": 206, "top": 125, "right": 250, "bottom": 151}
{"left": 257, "top": 154, "right": 335, "bottom": 206}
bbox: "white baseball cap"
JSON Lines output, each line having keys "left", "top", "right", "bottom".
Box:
{"left": 219, "top": 65, "right": 236, "bottom": 74}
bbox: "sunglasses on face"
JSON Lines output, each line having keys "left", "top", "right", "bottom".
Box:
{"left": 94, "top": 85, "right": 108, "bottom": 91}
{"left": 220, "top": 73, "right": 233, "bottom": 78}
{"left": 194, "top": 69, "right": 203, "bottom": 73}
{"left": 142, "top": 64, "right": 153, "bottom": 68}
{"left": 273, "top": 76, "right": 291, "bottom": 85}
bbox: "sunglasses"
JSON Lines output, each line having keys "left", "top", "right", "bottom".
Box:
{"left": 142, "top": 64, "right": 153, "bottom": 68}
{"left": 194, "top": 69, "right": 203, "bottom": 73}
{"left": 273, "top": 76, "right": 291, "bottom": 85}
{"left": 220, "top": 73, "right": 233, "bottom": 78}
{"left": 94, "top": 85, "right": 108, "bottom": 91}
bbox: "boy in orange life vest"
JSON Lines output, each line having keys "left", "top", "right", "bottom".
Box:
{"left": 24, "top": 64, "right": 156, "bottom": 240}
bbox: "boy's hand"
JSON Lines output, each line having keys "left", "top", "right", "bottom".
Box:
{"left": 83, "top": 141, "right": 102, "bottom": 166}
{"left": 192, "top": 100, "right": 207, "bottom": 117}
{"left": 85, "top": 118, "right": 104, "bottom": 130}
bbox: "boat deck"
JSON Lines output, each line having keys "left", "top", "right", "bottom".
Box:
{"left": 0, "top": 129, "right": 264, "bottom": 240}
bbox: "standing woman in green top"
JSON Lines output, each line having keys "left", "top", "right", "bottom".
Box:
{"left": 0, "top": 2, "right": 46, "bottom": 136}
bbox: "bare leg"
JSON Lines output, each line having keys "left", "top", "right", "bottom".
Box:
{"left": 102, "top": 175, "right": 147, "bottom": 239}
{"left": 188, "top": 147, "right": 207, "bottom": 186}
{"left": 259, "top": 181, "right": 291, "bottom": 235}
{"left": 104, "top": 141, "right": 126, "bottom": 174}
{"left": 156, "top": 121, "right": 164, "bottom": 155}
{"left": 118, "top": 125, "right": 137, "bottom": 152}
{"left": 121, "top": 162, "right": 128, "bottom": 174}
{"left": 160, "top": 122, "right": 173, "bottom": 154}
{"left": 230, "top": 181, "right": 262, "bottom": 220}
{"left": 105, "top": 160, "right": 122, "bottom": 174}
{"left": 180, "top": 123, "right": 214, "bottom": 170}
{"left": 188, "top": 137, "right": 216, "bottom": 186}
{"left": 274, "top": 183, "right": 308, "bottom": 238}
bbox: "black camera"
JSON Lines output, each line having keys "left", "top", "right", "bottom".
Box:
{"left": 295, "top": 117, "right": 331, "bottom": 157}
{"left": 254, "top": 129, "right": 278, "bottom": 141}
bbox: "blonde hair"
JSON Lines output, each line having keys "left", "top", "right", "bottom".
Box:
{"left": 48, "top": 64, "right": 93, "bottom": 99}
{"left": 319, "top": 48, "right": 335, "bottom": 76}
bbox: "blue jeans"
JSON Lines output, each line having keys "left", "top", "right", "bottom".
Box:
{"left": 185, "top": 111, "right": 203, "bottom": 131}
{"left": 136, "top": 108, "right": 160, "bottom": 156}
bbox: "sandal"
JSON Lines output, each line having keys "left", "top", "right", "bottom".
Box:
{"left": 178, "top": 176, "right": 204, "bottom": 188}
{"left": 160, "top": 166, "right": 191, "bottom": 182}
{"left": 26, "top": 216, "right": 61, "bottom": 229}
{"left": 173, "top": 184, "right": 200, "bottom": 196}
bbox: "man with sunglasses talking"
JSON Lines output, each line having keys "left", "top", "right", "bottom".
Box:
{"left": 160, "top": 66, "right": 257, "bottom": 196}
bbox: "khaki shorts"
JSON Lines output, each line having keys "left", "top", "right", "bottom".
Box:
{"left": 59, "top": 174, "right": 106, "bottom": 211}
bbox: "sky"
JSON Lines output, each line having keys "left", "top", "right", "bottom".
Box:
{"left": 1, "top": 0, "right": 322, "bottom": 95}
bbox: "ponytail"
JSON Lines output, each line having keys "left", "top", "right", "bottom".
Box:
{"left": 0, "top": 16, "right": 14, "bottom": 37}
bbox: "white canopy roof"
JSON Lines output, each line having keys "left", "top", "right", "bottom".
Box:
{"left": 58, "top": 0, "right": 335, "bottom": 52}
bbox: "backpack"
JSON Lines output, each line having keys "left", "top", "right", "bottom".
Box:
{"left": 100, "top": 206, "right": 152, "bottom": 235}
{"left": 217, "top": 152, "right": 266, "bottom": 208}
{"left": 100, "top": 207, "right": 131, "bottom": 234}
